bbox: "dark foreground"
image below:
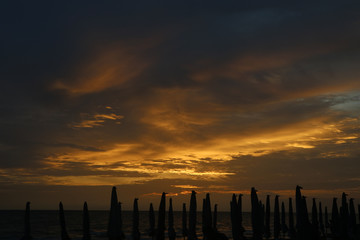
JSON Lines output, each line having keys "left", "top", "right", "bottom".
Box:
{"left": 9, "top": 186, "right": 360, "bottom": 240}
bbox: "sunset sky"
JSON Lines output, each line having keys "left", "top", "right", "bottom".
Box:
{"left": 1, "top": 1, "right": 360, "bottom": 211}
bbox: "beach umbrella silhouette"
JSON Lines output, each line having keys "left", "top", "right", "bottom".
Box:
{"left": 281, "top": 201, "right": 288, "bottom": 238}
{"left": 21, "top": 201, "right": 32, "bottom": 240}
{"left": 202, "top": 199, "right": 207, "bottom": 238}
{"left": 202, "top": 193, "right": 213, "bottom": 239}
{"left": 331, "top": 198, "right": 340, "bottom": 238}
{"left": 318, "top": 202, "right": 324, "bottom": 238}
{"left": 213, "top": 204, "right": 218, "bottom": 232}
{"left": 83, "top": 202, "right": 90, "bottom": 240}
{"left": 168, "top": 198, "right": 176, "bottom": 240}
{"left": 250, "top": 187, "right": 263, "bottom": 240}
{"left": 182, "top": 203, "right": 188, "bottom": 239}
{"left": 274, "top": 196, "right": 280, "bottom": 240}
{"left": 205, "top": 193, "right": 212, "bottom": 229}
{"left": 237, "top": 194, "right": 245, "bottom": 239}
{"left": 358, "top": 204, "right": 360, "bottom": 227}
{"left": 311, "top": 198, "right": 319, "bottom": 237}
{"left": 59, "top": 202, "right": 71, "bottom": 240}
{"left": 264, "top": 195, "right": 271, "bottom": 239}
{"left": 188, "top": 191, "right": 197, "bottom": 240}
{"left": 118, "top": 202, "right": 125, "bottom": 239}
{"left": 230, "top": 194, "right": 239, "bottom": 240}
{"left": 156, "top": 192, "right": 166, "bottom": 240}
{"left": 295, "top": 186, "right": 302, "bottom": 225}
{"left": 349, "top": 198, "right": 357, "bottom": 238}
{"left": 108, "top": 187, "right": 123, "bottom": 240}
{"left": 288, "top": 198, "right": 296, "bottom": 239}
{"left": 149, "top": 203, "right": 156, "bottom": 239}
{"left": 132, "top": 198, "right": 140, "bottom": 240}
{"left": 324, "top": 206, "right": 329, "bottom": 235}
{"left": 341, "top": 192, "right": 349, "bottom": 239}
{"left": 260, "top": 201, "right": 265, "bottom": 237}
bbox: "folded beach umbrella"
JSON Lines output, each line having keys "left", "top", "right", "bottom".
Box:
{"left": 149, "top": 203, "right": 155, "bottom": 239}
{"left": 288, "top": 198, "right": 296, "bottom": 239}
{"left": 182, "top": 203, "right": 188, "bottom": 239}
{"left": 59, "top": 202, "right": 71, "bottom": 240}
{"left": 21, "top": 201, "right": 32, "bottom": 240}
{"left": 281, "top": 201, "right": 288, "bottom": 237}
{"left": 274, "top": 195, "right": 280, "bottom": 240}
{"left": 132, "top": 198, "right": 140, "bottom": 240}
{"left": 156, "top": 192, "right": 166, "bottom": 240}
{"left": 168, "top": 198, "right": 176, "bottom": 240}
{"left": 188, "top": 190, "right": 197, "bottom": 240}
{"left": 318, "top": 202, "right": 325, "bottom": 237}
{"left": 83, "top": 202, "right": 90, "bottom": 240}
{"left": 264, "top": 195, "right": 271, "bottom": 239}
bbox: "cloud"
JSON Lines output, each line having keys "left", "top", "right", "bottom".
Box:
{"left": 71, "top": 113, "right": 124, "bottom": 128}
{"left": 1, "top": 1, "right": 360, "bottom": 209}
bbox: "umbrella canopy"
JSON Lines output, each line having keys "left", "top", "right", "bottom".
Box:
{"left": 59, "top": 202, "right": 71, "bottom": 240}
{"left": 156, "top": 192, "right": 166, "bottom": 240}
{"left": 132, "top": 198, "right": 140, "bottom": 240}
{"left": 288, "top": 198, "right": 296, "bottom": 240}
{"left": 22, "top": 202, "right": 32, "bottom": 240}
{"left": 182, "top": 203, "right": 188, "bottom": 239}
{"left": 264, "top": 195, "right": 271, "bottom": 239}
{"left": 188, "top": 191, "right": 197, "bottom": 240}
{"left": 83, "top": 202, "right": 90, "bottom": 240}
{"left": 168, "top": 198, "right": 176, "bottom": 240}
{"left": 149, "top": 203, "right": 155, "bottom": 239}
{"left": 274, "top": 196, "right": 280, "bottom": 240}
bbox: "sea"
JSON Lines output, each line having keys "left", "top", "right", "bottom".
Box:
{"left": 0, "top": 210, "right": 257, "bottom": 240}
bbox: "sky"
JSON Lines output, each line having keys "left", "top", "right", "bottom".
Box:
{"left": 1, "top": 1, "right": 360, "bottom": 211}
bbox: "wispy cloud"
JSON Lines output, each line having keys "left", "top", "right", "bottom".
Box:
{"left": 71, "top": 113, "right": 124, "bottom": 128}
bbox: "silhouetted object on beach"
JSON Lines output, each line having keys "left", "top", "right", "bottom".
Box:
{"left": 260, "top": 201, "right": 265, "bottom": 238}
{"left": 324, "top": 206, "right": 329, "bottom": 236}
{"left": 318, "top": 202, "right": 325, "bottom": 238}
{"left": 341, "top": 192, "right": 349, "bottom": 239}
{"left": 168, "top": 198, "right": 176, "bottom": 240}
{"left": 264, "top": 195, "right": 271, "bottom": 239}
{"left": 237, "top": 194, "right": 245, "bottom": 238}
{"left": 295, "top": 186, "right": 313, "bottom": 240}
{"left": 281, "top": 202, "right": 288, "bottom": 238}
{"left": 202, "top": 193, "right": 213, "bottom": 239}
{"left": 288, "top": 198, "right": 296, "bottom": 240}
{"left": 358, "top": 204, "right": 360, "bottom": 228}
{"left": 59, "top": 202, "right": 70, "bottom": 240}
{"left": 331, "top": 198, "right": 341, "bottom": 239}
{"left": 201, "top": 193, "right": 228, "bottom": 240}
{"left": 230, "top": 194, "right": 240, "bottom": 240}
{"left": 213, "top": 204, "right": 218, "bottom": 232}
{"left": 274, "top": 196, "right": 280, "bottom": 240}
{"left": 108, "top": 187, "right": 124, "bottom": 240}
{"left": 118, "top": 202, "right": 125, "bottom": 239}
{"left": 132, "top": 198, "right": 140, "bottom": 240}
{"left": 149, "top": 203, "right": 156, "bottom": 239}
{"left": 349, "top": 198, "right": 357, "bottom": 239}
{"left": 83, "top": 202, "right": 90, "bottom": 240}
{"left": 182, "top": 203, "right": 188, "bottom": 239}
{"left": 188, "top": 191, "right": 197, "bottom": 240}
{"left": 296, "top": 186, "right": 302, "bottom": 230}
{"left": 251, "top": 187, "right": 263, "bottom": 240}
{"left": 311, "top": 198, "right": 319, "bottom": 240}
{"left": 156, "top": 192, "right": 166, "bottom": 240}
{"left": 231, "top": 194, "right": 245, "bottom": 240}
{"left": 21, "top": 202, "right": 32, "bottom": 240}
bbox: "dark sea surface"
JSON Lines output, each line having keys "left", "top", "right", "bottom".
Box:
{"left": 0, "top": 210, "right": 256, "bottom": 240}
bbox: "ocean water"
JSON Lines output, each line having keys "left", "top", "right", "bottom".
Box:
{"left": 0, "top": 210, "right": 255, "bottom": 240}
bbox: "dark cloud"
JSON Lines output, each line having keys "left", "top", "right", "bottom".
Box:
{"left": 1, "top": 1, "right": 360, "bottom": 209}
